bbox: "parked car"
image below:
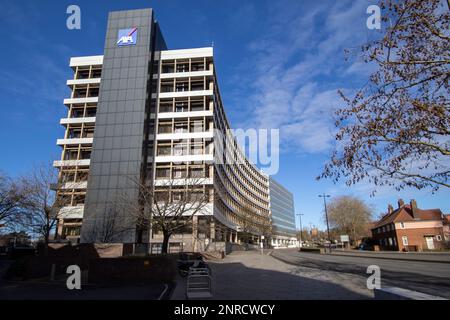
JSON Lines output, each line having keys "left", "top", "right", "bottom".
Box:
{"left": 358, "top": 238, "right": 379, "bottom": 251}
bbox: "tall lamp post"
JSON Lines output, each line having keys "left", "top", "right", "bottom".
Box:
{"left": 296, "top": 213, "right": 304, "bottom": 248}
{"left": 319, "top": 194, "right": 331, "bottom": 253}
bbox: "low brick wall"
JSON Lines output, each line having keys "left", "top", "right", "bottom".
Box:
{"left": 5, "top": 243, "right": 129, "bottom": 280}
{"left": 88, "top": 255, "right": 177, "bottom": 284}
{"left": 5, "top": 255, "right": 83, "bottom": 280}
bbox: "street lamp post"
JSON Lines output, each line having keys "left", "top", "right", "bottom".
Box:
{"left": 319, "top": 194, "right": 331, "bottom": 253}
{"left": 296, "top": 213, "right": 304, "bottom": 248}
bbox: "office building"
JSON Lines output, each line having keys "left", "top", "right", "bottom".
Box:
{"left": 268, "top": 178, "right": 298, "bottom": 248}
{"left": 54, "top": 8, "right": 275, "bottom": 252}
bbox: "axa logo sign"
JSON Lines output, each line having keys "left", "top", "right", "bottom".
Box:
{"left": 117, "top": 27, "right": 138, "bottom": 46}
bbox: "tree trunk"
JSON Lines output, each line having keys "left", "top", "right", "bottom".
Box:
{"left": 43, "top": 231, "right": 50, "bottom": 256}
{"left": 161, "top": 232, "right": 171, "bottom": 254}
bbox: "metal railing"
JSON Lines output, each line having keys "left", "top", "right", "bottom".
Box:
{"left": 186, "top": 267, "right": 213, "bottom": 299}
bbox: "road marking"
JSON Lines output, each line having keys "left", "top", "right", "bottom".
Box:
{"left": 158, "top": 283, "right": 169, "bottom": 300}
{"left": 375, "top": 287, "right": 447, "bottom": 300}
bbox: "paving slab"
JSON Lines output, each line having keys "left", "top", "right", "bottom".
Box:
{"left": 171, "top": 250, "right": 373, "bottom": 300}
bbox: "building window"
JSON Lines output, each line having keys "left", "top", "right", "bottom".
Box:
{"left": 175, "top": 102, "right": 188, "bottom": 112}
{"left": 175, "top": 82, "right": 188, "bottom": 92}
{"left": 174, "top": 121, "right": 188, "bottom": 133}
{"left": 402, "top": 236, "right": 408, "bottom": 246}
{"left": 156, "top": 168, "right": 170, "bottom": 179}
{"left": 388, "top": 238, "right": 393, "bottom": 246}
{"left": 176, "top": 62, "right": 189, "bottom": 73}
{"left": 189, "top": 167, "right": 204, "bottom": 178}
{"left": 436, "top": 235, "right": 442, "bottom": 241}
{"left": 63, "top": 226, "right": 81, "bottom": 237}
{"left": 400, "top": 222, "right": 405, "bottom": 228}
{"left": 172, "top": 167, "right": 187, "bottom": 179}
{"left": 173, "top": 141, "right": 188, "bottom": 156}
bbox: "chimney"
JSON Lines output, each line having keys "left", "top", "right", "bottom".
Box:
{"left": 398, "top": 199, "right": 404, "bottom": 208}
{"left": 388, "top": 204, "right": 393, "bottom": 214}
{"left": 410, "top": 199, "right": 418, "bottom": 219}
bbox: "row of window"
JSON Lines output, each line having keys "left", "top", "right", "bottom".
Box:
{"left": 153, "top": 186, "right": 212, "bottom": 203}
{"left": 74, "top": 65, "right": 102, "bottom": 79}
{"left": 63, "top": 146, "right": 91, "bottom": 161}
{"left": 160, "top": 77, "right": 211, "bottom": 93}
{"left": 157, "top": 139, "right": 213, "bottom": 157}
{"left": 57, "top": 192, "right": 86, "bottom": 207}
{"left": 215, "top": 166, "right": 269, "bottom": 213}
{"left": 155, "top": 163, "right": 212, "bottom": 180}
{"left": 373, "top": 223, "right": 396, "bottom": 234}
{"left": 158, "top": 118, "right": 211, "bottom": 134}
{"left": 72, "top": 84, "right": 100, "bottom": 99}
{"left": 159, "top": 97, "right": 212, "bottom": 113}
{"left": 66, "top": 125, "right": 95, "bottom": 139}
{"left": 215, "top": 172, "right": 269, "bottom": 223}
{"left": 59, "top": 169, "right": 89, "bottom": 183}
{"left": 161, "top": 58, "right": 211, "bottom": 74}
{"left": 214, "top": 198, "right": 270, "bottom": 236}
{"left": 220, "top": 163, "right": 269, "bottom": 203}
{"left": 213, "top": 100, "right": 269, "bottom": 189}
{"left": 381, "top": 237, "right": 398, "bottom": 247}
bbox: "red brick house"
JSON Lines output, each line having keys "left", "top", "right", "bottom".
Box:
{"left": 371, "top": 199, "right": 445, "bottom": 252}
{"left": 443, "top": 214, "right": 450, "bottom": 248}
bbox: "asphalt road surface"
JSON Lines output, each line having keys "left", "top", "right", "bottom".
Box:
{"left": 271, "top": 249, "right": 450, "bottom": 299}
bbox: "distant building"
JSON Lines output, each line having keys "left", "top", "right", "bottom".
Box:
{"left": 371, "top": 199, "right": 445, "bottom": 251}
{"left": 268, "top": 178, "right": 297, "bottom": 248}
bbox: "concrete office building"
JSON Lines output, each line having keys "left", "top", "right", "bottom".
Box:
{"left": 268, "top": 178, "right": 298, "bottom": 248}
{"left": 54, "top": 8, "right": 276, "bottom": 252}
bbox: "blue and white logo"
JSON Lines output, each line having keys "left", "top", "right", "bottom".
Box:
{"left": 117, "top": 27, "right": 138, "bottom": 46}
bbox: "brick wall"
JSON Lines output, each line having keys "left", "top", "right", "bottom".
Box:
{"left": 395, "top": 227, "right": 445, "bottom": 251}
{"left": 372, "top": 230, "right": 398, "bottom": 251}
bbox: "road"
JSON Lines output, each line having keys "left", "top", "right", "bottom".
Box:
{"left": 271, "top": 249, "right": 450, "bottom": 299}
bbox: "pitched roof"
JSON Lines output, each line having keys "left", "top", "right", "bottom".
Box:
{"left": 372, "top": 204, "right": 442, "bottom": 229}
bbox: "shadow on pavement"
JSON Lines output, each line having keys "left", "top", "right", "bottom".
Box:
{"left": 171, "top": 255, "right": 372, "bottom": 300}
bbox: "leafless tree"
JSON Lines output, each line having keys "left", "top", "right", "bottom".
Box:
{"left": 297, "top": 228, "right": 312, "bottom": 242}
{"left": 319, "top": 0, "right": 449, "bottom": 194}
{"left": 16, "top": 163, "right": 67, "bottom": 250}
{"left": 0, "top": 172, "right": 23, "bottom": 231}
{"left": 123, "top": 177, "right": 211, "bottom": 254}
{"left": 325, "top": 196, "right": 373, "bottom": 244}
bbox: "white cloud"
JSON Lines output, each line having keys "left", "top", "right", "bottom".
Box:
{"left": 230, "top": 0, "right": 376, "bottom": 156}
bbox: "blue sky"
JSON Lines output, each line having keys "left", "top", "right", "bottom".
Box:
{"left": 0, "top": 0, "right": 448, "bottom": 230}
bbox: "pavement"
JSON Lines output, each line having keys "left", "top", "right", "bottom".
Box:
{"left": 329, "top": 249, "right": 450, "bottom": 263}
{"left": 171, "top": 250, "right": 374, "bottom": 300}
{"left": 271, "top": 249, "right": 450, "bottom": 299}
